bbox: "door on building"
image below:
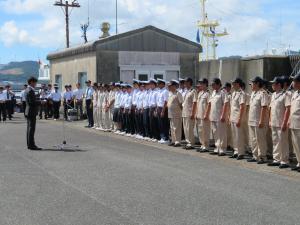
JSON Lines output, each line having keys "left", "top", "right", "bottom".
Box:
{"left": 55, "top": 74, "right": 62, "bottom": 91}
{"left": 78, "top": 72, "right": 87, "bottom": 90}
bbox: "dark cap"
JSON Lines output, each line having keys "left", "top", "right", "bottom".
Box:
{"left": 250, "top": 76, "right": 264, "bottom": 84}
{"left": 231, "top": 78, "right": 243, "bottom": 85}
{"left": 211, "top": 78, "right": 222, "bottom": 85}
{"left": 280, "top": 75, "right": 292, "bottom": 84}
{"left": 168, "top": 80, "right": 179, "bottom": 86}
{"left": 149, "top": 79, "right": 157, "bottom": 84}
{"left": 223, "top": 82, "right": 232, "bottom": 89}
{"left": 198, "top": 78, "right": 209, "bottom": 84}
{"left": 93, "top": 82, "right": 98, "bottom": 87}
{"left": 293, "top": 74, "right": 300, "bottom": 82}
{"left": 27, "top": 76, "right": 38, "bottom": 84}
{"left": 185, "top": 77, "right": 193, "bottom": 84}
{"left": 270, "top": 76, "right": 283, "bottom": 84}
{"left": 85, "top": 80, "right": 91, "bottom": 84}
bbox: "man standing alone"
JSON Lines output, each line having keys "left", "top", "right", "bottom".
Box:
{"left": 25, "top": 77, "right": 42, "bottom": 150}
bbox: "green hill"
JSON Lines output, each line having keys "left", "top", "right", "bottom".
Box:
{"left": 0, "top": 61, "right": 39, "bottom": 83}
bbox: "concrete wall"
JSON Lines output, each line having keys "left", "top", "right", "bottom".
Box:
{"left": 180, "top": 53, "right": 199, "bottom": 81}
{"left": 50, "top": 52, "right": 96, "bottom": 86}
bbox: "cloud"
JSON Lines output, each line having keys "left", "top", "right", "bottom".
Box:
{"left": 0, "top": 21, "right": 32, "bottom": 46}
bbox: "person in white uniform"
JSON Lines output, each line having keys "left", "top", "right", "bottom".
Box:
{"left": 0, "top": 86, "right": 7, "bottom": 122}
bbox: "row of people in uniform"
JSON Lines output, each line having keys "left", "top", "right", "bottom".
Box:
{"left": 22, "top": 83, "right": 86, "bottom": 120}
{"left": 84, "top": 75, "right": 300, "bottom": 172}
{"left": 0, "top": 85, "right": 16, "bottom": 122}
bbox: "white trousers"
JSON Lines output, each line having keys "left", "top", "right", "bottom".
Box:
{"left": 96, "top": 107, "right": 103, "bottom": 128}
{"left": 211, "top": 121, "right": 227, "bottom": 153}
{"left": 197, "top": 119, "right": 210, "bottom": 148}
{"left": 102, "top": 109, "right": 110, "bottom": 130}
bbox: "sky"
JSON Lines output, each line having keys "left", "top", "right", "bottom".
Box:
{"left": 0, "top": 0, "right": 299, "bottom": 64}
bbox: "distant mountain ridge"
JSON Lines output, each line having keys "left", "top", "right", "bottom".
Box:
{"left": 0, "top": 61, "right": 39, "bottom": 83}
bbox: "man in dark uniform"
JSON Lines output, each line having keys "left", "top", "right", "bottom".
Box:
{"left": 25, "top": 77, "right": 42, "bottom": 150}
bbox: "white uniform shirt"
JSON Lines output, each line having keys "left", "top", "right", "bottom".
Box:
{"left": 120, "top": 91, "right": 127, "bottom": 108}
{"left": 148, "top": 89, "right": 158, "bottom": 108}
{"left": 4, "top": 90, "right": 14, "bottom": 101}
{"left": 97, "top": 91, "right": 104, "bottom": 108}
{"left": 85, "top": 87, "right": 94, "bottom": 100}
{"left": 132, "top": 89, "right": 139, "bottom": 106}
{"left": 230, "top": 90, "right": 246, "bottom": 123}
{"left": 136, "top": 90, "right": 144, "bottom": 110}
{"left": 289, "top": 90, "right": 300, "bottom": 129}
{"left": 114, "top": 91, "right": 122, "bottom": 109}
{"left": 178, "top": 88, "right": 188, "bottom": 99}
{"left": 142, "top": 90, "right": 150, "bottom": 109}
{"left": 209, "top": 90, "right": 229, "bottom": 122}
{"left": 156, "top": 88, "right": 169, "bottom": 108}
{"left": 21, "top": 90, "right": 26, "bottom": 102}
{"left": 0, "top": 91, "right": 6, "bottom": 102}
{"left": 102, "top": 91, "right": 109, "bottom": 109}
{"left": 195, "top": 90, "right": 210, "bottom": 120}
{"left": 73, "top": 89, "right": 84, "bottom": 100}
{"left": 248, "top": 90, "right": 269, "bottom": 126}
{"left": 50, "top": 90, "right": 62, "bottom": 102}
{"left": 270, "top": 91, "right": 291, "bottom": 128}
{"left": 124, "top": 93, "right": 132, "bottom": 109}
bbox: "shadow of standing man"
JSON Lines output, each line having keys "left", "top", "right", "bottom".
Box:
{"left": 25, "top": 77, "right": 42, "bottom": 151}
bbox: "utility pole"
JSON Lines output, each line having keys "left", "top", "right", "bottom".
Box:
{"left": 54, "top": 0, "right": 81, "bottom": 48}
{"left": 197, "top": 0, "right": 228, "bottom": 60}
{"left": 116, "top": 0, "right": 118, "bottom": 35}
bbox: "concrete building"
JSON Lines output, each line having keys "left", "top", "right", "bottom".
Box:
{"left": 47, "top": 25, "right": 202, "bottom": 89}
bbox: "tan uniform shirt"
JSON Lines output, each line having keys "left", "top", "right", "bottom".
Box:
{"left": 209, "top": 90, "right": 229, "bottom": 122}
{"left": 182, "top": 88, "right": 197, "bottom": 118}
{"left": 230, "top": 90, "right": 246, "bottom": 123}
{"left": 289, "top": 91, "right": 300, "bottom": 129}
{"left": 108, "top": 90, "right": 115, "bottom": 108}
{"left": 248, "top": 90, "right": 268, "bottom": 126}
{"left": 195, "top": 90, "right": 210, "bottom": 120}
{"left": 168, "top": 91, "right": 183, "bottom": 119}
{"left": 102, "top": 91, "right": 109, "bottom": 109}
{"left": 270, "top": 91, "right": 291, "bottom": 128}
{"left": 92, "top": 91, "right": 98, "bottom": 107}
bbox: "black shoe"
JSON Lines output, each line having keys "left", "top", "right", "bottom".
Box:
{"left": 218, "top": 153, "right": 226, "bottom": 157}
{"left": 28, "top": 146, "right": 42, "bottom": 151}
{"left": 185, "top": 146, "right": 195, "bottom": 150}
{"left": 174, "top": 143, "right": 181, "bottom": 147}
{"left": 257, "top": 160, "right": 266, "bottom": 164}
{"left": 229, "top": 154, "right": 238, "bottom": 159}
{"left": 291, "top": 167, "right": 300, "bottom": 171}
{"left": 168, "top": 143, "right": 175, "bottom": 146}
{"left": 279, "top": 164, "right": 289, "bottom": 169}
{"left": 236, "top": 155, "right": 244, "bottom": 160}
{"left": 210, "top": 152, "right": 218, "bottom": 155}
{"left": 267, "top": 162, "right": 280, "bottom": 167}
{"left": 247, "top": 158, "right": 257, "bottom": 163}
{"left": 200, "top": 149, "right": 209, "bottom": 153}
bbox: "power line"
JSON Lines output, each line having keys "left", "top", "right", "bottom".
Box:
{"left": 54, "top": 0, "right": 81, "bottom": 48}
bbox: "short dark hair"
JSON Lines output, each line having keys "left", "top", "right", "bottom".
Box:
{"left": 27, "top": 77, "right": 38, "bottom": 85}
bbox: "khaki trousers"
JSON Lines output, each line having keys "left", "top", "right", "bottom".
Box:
{"left": 211, "top": 121, "right": 227, "bottom": 153}
{"left": 271, "top": 127, "right": 289, "bottom": 164}
{"left": 170, "top": 118, "right": 182, "bottom": 144}
{"left": 109, "top": 108, "right": 114, "bottom": 130}
{"left": 102, "top": 109, "right": 110, "bottom": 130}
{"left": 290, "top": 129, "right": 300, "bottom": 167}
{"left": 183, "top": 117, "right": 195, "bottom": 146}
{"left": 197, "top": 119, "right": 210, "bottom": 148}
{"left": 231, "top": 122, "right": 246, "bottom": 155}
{"left": 227, "top": 123, "right": 233, "bottom": 147}
{"left": 249, "top": 126, "right": 267, "bottom": 160}
{"left": 93, "top": 107, "right": 99, "bottom": 127}
{"left": 96, "top": 107, "right": 103, "bottom": 129}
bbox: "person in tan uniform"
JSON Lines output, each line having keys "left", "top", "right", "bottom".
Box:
{"left": 92, "top": 83, "right": 99, "bottom": 129}
{"left": 229, "top": 78, "right": 246, "bottom": 160}
{"left": 241, "top": 82, "right": 251, "bottom": 154}
{"left": 289, "top": 74, "right": 300, "bottom": 172}
{"left": 107, "top": 83, "right": 116, "bottom": 131}
{"left": 167, "top": 80, "right": 183, "bottom": 147}
{"left": 223, "top": 82, "right": 233, "bottom": 150}
{"left": 102, "top": 84, "right": 110, "bottom": 132}
{"left": 194, "top": 78, "right": 211, "bottom": 153}
{"left": 182, "top": 78, "right": 197, "bottom": 150}
{"left": 247, "top": 76, "right": 269, "bottom": 164}
{"left": 268, "top": 77, "right": 291, "bottom": 169}
{"left": 204, "top": 78, "right": 229, "bottom": 156}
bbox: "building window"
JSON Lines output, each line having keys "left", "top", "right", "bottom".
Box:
{"left": 78, "top": 72, "right": 87, "bottom": 90}
{"left": 154, "top": 74, "right": 164, "bottom": 80}
{"left": 138, "top": 74, "right": 148, "bottom": 81}
{"left": 55, "top": 74, "right": 62, "bottom": 91}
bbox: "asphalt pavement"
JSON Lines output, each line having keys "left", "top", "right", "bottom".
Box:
{"left": 0, "top": 115, "right": 300, "bottom": 225}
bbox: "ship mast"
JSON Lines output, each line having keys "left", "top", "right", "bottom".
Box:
{"left": 198, "top": 0, "right": 228, "bottom": 60}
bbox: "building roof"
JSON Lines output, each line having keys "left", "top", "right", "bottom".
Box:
{"left": 47, "top": 25, "right": 202, "bottom": 60}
